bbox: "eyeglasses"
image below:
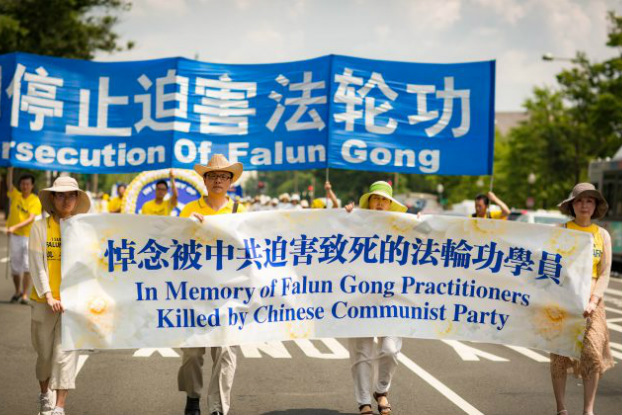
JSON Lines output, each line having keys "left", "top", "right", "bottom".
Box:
{"left": 206, "top": 173, "right": 232, "bottom": 181}
{"left": 53, "top": 192, "right": 78, "bottom": 200}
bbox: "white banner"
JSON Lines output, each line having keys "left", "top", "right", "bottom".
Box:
{"left": 61, "top": 210, "right": 593, "bottom": 358}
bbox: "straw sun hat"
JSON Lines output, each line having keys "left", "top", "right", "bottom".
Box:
{"left": 558, "top": 182, "right": 608, "bottom": 219}
{"left": 39, "top": 176, "right": 91, "bottom": 215}
{"left": 359, "top": 181, "right": 407, "bottom": 213}
{"left": 193, "top": 154, "right": 243, "bottom": 183}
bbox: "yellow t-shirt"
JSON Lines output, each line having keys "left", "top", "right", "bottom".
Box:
{"left": 472, "top": 210, "right": 506, "bottom": 220}
{"left": 141, "top": 199, "right": 176, "bottom": 216}
{"left": 180, "top": 197, "right": 246, "bottom": 218}
{"left": 566, "top": 221, "right": 603, "bottom": 279}
{"left": 7, "top": 187, "right": 42, "bottom": 237}
{"left": 108, "top": 196, "right": 122, "bottom": 213}
{"left": 31, "top": 217, "right": 62, "bottom": 302}
{"left": 311, "top": 198, "right": 327, "bottom": 209}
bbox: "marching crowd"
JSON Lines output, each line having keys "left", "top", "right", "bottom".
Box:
{"left": 3, "top": 154, "right": 614, "bottom": 415}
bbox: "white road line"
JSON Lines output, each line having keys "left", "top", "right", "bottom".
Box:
{"left": 605, "top": 306, "right": 622, "bottom": 315}
{"left": 76, "top": 355, "right": 89, "bottom": 376}
{"left": 397, "top": 352, "right": 484, "bottom": 415}
{"left": 241, "top": 342, "right": 292, "bottom": 358}
{"left": 295, "top": 339, "right": 349, "bottom": 359}
{"left": 610, "top": 342, "right": 622, "bottom": 360}
{"left": 607, "top": 321, "right": 622, "bottom": 333}
{"left": 505, "top": 345, "right": 549, "bottom": 362}
{"left": 605, "top": 287, "right": 622, "bottom": 297}
{"left": 0, "top": 257, "right": 8, "bottom": 263}
{"left": 133, "top": 348, "right": 180, "bottom": 357}
{"left": 442, "top": 340, "right": 508, "bottom": 362}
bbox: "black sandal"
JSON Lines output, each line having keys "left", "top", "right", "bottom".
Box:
{"left": 359, "top": 404, "right": 374, "bottom": 415}
{"left": 373, "top": 392, "right": 392, "bottom": 415}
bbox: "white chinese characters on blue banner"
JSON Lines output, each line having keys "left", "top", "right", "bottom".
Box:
{"left": 0, "top": 53, "right": 494, "bottom": 174}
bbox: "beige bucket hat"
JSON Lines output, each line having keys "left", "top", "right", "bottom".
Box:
{"left": 39, "top": 176, "right": 91, "bottom": 215}
{"left": 193, "top": 154, "right": 243, "bottom": 183}
{"left": 557, "top": 182, "right": 608, "bottom": 219}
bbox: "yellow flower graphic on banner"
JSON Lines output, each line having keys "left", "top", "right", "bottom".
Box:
{"left": 466, "top": 218, "right": 508, "bottom": 239}
{"left": 571, "top": 320, "right": 587, "bottom": 355}
{"left": 533, "top": 303, "right": 568, "bottom": 340}
{"left": 389, "top": 216, "right": 417, "bottom": 234}
{"left": 435, "top": 319, "right": 456, "bottom": 337}
{"left": 546, "top": 228, "right": 578, "bottom": 258}
{"left": 286, "top": 321, "right": 312, "bottom": 339}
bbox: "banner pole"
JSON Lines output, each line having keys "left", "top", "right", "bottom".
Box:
{"left": 325, "top": 168, "right": 330, "bottom": 207}
{"left": 489, "top": 175, "right": 494, "bottom": 193}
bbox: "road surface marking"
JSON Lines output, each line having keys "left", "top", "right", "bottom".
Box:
{"left": 397, "top": 351, "right": 484, "bottom": 415}
{"left": 442, "top": 340, "right": 508, "bottom": 362}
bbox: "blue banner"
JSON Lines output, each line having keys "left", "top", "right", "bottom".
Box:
{"left": 0, "top": 53, "right": 494, "bottom": 174}
{"left": 329, "top": 55, "right": 495, "bottom": 175}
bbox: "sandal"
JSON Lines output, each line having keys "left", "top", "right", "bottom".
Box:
{"left": 373, "top": 392, "right": 392, "bottom": 415}
{"left": 358, "top": 404, "right": 374, "bottom": 415}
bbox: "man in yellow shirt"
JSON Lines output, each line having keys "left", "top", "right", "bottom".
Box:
{"left": 473, "top": 191, "right": 510, "bottom": 219}
{"left": 141, "top": 170, "right": 179, "bottom": 216}
{"left": 108, "top": 183, "right": 126, "bottom": 213}
{"left": 178, "top": 154, "right": 245, "bottom": 415}
{"left": 311, "top": 181, "right": 340, "bottom": 209}
{"left": 6, "top": 167, "right": 42, "bottom": 304}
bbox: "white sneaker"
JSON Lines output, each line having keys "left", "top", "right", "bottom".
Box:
{"left": 38, "top": 390, "right": 54, "bottom": 415}
{"left": 51, "top": 409, "right": 65, "bottom": 415}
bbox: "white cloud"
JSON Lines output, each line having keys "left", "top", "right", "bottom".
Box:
{"left": 128, "top": 0, "right": 190, "bottom": 17}
{"left": 96, "top": 0, "right": 620, "bottom": 110}
{"left": 234, "top": 0, "right": 252, "bottom": 11}
{"left": 287, "top": 0, "right": 307, "bottom": 18}
{"left": 471, "top": 0, "right": 531, "bottom": 24}
{"left": 374, "top": 24, "right": 391, "bottom": 39}
{"left": 547, "top": 2, "right": 591, "bottom": 54}
{"left": 407, "top": 0, "right": 462, "bottom": 31}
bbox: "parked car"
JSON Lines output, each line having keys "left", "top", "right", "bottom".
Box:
{"left": 507, "top": 209, "right": 528, "bottom": 221}
{"left": 395, "top": 192, "right": 442, "bottom": 214}
{"left": 515, "top": 210, "right": 569, "bottom": 226}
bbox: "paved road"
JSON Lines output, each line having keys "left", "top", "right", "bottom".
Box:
{"left": 1, "top": 233, "right": 621, "bottom": 415}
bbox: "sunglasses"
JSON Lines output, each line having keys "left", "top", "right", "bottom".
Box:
{"left": 206, "top": 173, "right": 233, "bottom": 181}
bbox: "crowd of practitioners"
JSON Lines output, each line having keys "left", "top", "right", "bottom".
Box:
{"left": 3, "top": 158, "right": 614, "bottom": 415}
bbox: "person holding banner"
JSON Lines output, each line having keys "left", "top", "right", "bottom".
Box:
{"left": 6, "top": 167, "right": 42, "bottom": 305}
{"left": 472, "top": 191, "right": 510, "bottom": 219}
{"left": 178, "top": 154, "right": 245, "bottom": 415}
{"left": 345, "top": 181, "right": 407, "bottom": 415}
{"left": 140, "top": 170, "right": 178, "bottom": 216}
{"left": 311, "top": 181, "right": 340, "bottom": 209}
{"left": 550, "top": 183, "right": 614, "bottom": 415}
{"left": 28, "top": 177, "right": 91, "bottom": 415}
{"left": 107, "top": 183, "right": 126, "bottom": 213}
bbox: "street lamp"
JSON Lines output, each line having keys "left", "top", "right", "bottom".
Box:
{"left": 526, "top": 172, "right": 536, "bottom": 209}
{"left": 528, "top": 172, "right": 536, "bottom": 185}
{"left": 542, "top": 52, "right": 575, "bottom": 62}
{"left": 437, "top": 183, "right": 444, "bottom": 209}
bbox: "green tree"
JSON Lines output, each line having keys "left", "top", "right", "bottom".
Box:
{"left": 496, "top": 11, "right": 622, "bottom": 210}
{"left": 0, "top": 0, "right": 134, "bottom": 58}
{"left": 0, "top": 0, "right": 134, "bottom": 198}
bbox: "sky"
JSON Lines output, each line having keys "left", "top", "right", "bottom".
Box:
{"left": 97, "top": 0, "right": 622, "bottom": 111}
